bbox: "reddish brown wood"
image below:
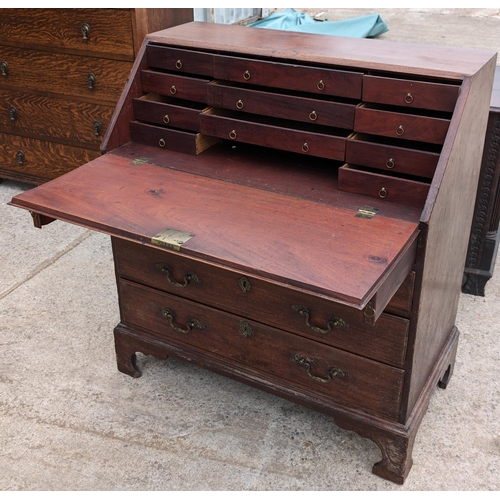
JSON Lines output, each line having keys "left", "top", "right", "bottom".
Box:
{"left": 146, "top": 44, "right": 214, "bottom": 76}
{"left": 141, "top": 70, "right": 210, "bottom": 103}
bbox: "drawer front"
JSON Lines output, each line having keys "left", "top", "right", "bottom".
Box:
{"left": 0, "top": 8, "right": 134, "bottom": 59}
{"left": 0, "top": 46, "right": 131, "bottom": 103}
{"left": 200, "top": 110, "right": 347, "bottom": 160}
{"left": 129, "top": 121, "right": 219, "bottom": 156}
{"left": 363, "top": 75, "right": 460, "bottom": 113}
{"left": 133, "top": 95, "right": 206, "bottom": 132}
{"left": 0, "top": 90, "right": 113, "bottom": 146}
{"left": 141, "top": 70, "right": 210, "bottom": 103}
{"left": 0, "top": 132, "right": 98, "bottom": 182}
{"left": 386, "top": 272, "right": 415, "bottom": 314}
{"left": 345, "top": 134, "right": 439, "bottom": 179}
{"left": 207, "top": 81, "right": 356, "bottom": 129}
{"left": 213, "top": 55, "right": 363, "bottom": 100}
{"left": 118, "top": 278, "right": 404, "bottom": 420}
{"left": 112, "top": 238, "right": 410, "bottom": 367}
{"left": 338, "top": 164, "right": 430, "bottom": 208}
{"left": 354, "top": 105, "right": 450, "bottom": 145}
{"left": 146, "top": 45, "right": 214, "bottom": 77}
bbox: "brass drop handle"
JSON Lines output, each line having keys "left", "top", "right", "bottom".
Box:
{"left": 309, "top": 111, "right": 318, "bottom": 121}
{"left": 386, "top": 158, "right": 395, "bottom": 169}
{"left": 236, "top": 99, "right": 244, "bottom": 110}
{"left": 302, "top": 143, "right": 309, "bottom": 153}
{"left": 161, "top": 307, "right": 204, "bottom": 334}
{"left": 9, "top": 106, "right": 17, "bottom": 122}
{"left": 243, "top": 70, "right": 251, "bottom": 80}
{"left": 291, "top": 354, "right": 347, "bottom": 383}
{"left": 156, "top": 263, "right": 200, "bottom": 287}
{"left": 163, "top": 114, "right": 170, "bottom": 124}
{"left": 396, "top": 125, "right": 405, "bottom": 136}
{"left": 93, "top": 120, "right": 102, "bottom": 137}
{"left": 291, "top": 305, "right": 348, "bottom": 334}
{"left": 170, "top": 85, "right": 177, "bottom": 95}
{"left": 81, "top": 23, "right": 91, "bottom": 43}
{"left": 1, "top": 61, "right": 8, "bottom": 78}
{"left": 379, "top": 187, "right": 388, "bottom": 198}
{"left": 159, "top": 138, "right": 166, "bottom": 148}
{"left": 229, "top": 130, "right": 237, "bottom": 140}
{"left": 87, "top": 73, "right": 96, "bottom": 91}
{"left": 175, "top": 60, "right": 183, "bottom": 69}
{"left": 405, "top": 93, "right": 414, "bottom": 104}
{"left": 16, "top": 150, "right": 25, "bottom": 166}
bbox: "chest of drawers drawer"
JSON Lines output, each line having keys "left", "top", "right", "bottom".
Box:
{"left": 146, "top": 44, "right": 214, "bottom": 77}
{"left": 118, "top": 278, "right": 405, "bottom": 420}
{"left": 141, "top": 70, "right": 210, "bottom": 103}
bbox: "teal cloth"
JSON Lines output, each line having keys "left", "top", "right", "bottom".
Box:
{"left": 248, "top": 8, "right": 388, "bottom": 38}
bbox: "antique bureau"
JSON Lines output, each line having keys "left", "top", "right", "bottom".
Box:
{"left": 10, "top": 23, "right": 496, "bottom": 484}
{"left": 0, "top": 8, "right": 192, "bottom": 184}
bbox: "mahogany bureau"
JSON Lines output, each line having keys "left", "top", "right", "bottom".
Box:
{"left": 0, "top": 8, "right": 192, "bottom": 184}
{"left": 10, "top": 23, "right": 496, "bottom": 484}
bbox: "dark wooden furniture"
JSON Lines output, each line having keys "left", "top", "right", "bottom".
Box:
{"left": 463, "top": 66, "right": 500, "bottom": 295}
{"left": 9, "top": 23, "right": 496, "bottom": 484}
{"left": 0, "top": 8, "right": 193, "bottom": 184}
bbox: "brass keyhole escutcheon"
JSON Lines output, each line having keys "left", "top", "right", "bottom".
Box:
{"left": 159, "top": 138, "right": 166, "bottom": 148}
{"left": 379, "top": 187, "right": 388, "bottom": 198}
{"left": 175, "top": 60, "right": 183, "bottom": 69}
{"left": 317, "top": 80, "right": 325, "bottom": 90}
{"left": 405, "top": 93, "right": 414, "bottom": 104}
{"left": 243, "top": 70, "right": 251, "bottom": 80}
{"left": 81, "top": 23, "right": 91, "bottom": 43}
{"left": 229, "top": 130, "right": 237, "bottom": 140}
{"left": 386, "top": 158, "right": 395, "bottom": 169}
{"left": 302, "top": 143, "right": 310, "bottom": 153}
{"left": 238, "top": 276, "right": 252, "bottom": 293}
{"left": 239, "top": 321, "right": 253, "bottom": 338}
{"left": 170, "top": 85, "right": 177, "bottom": 95}
{"left": 309, "top": 111, "right": 318, "bottom": 121}
{"left": 236, "top": 100, "right": 244, "bottom": 110}
{"left": 396, "top": 125, "right": 405, "bottom": 136}
{"left": 163, "top": 114, "right": 170, "bottom": 124}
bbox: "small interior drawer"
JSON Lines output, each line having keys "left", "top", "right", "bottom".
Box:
{"left": 386, "top": 271, "right": 416, "bottom": 315}
{"left": 346, "top": 133, "right": 440, "bottom": 179}
{"left": 129, "top": 121, "right": 219, "bottom": 155}
{"left": 146, "top": 44, "right": 214, "bottom": 77}
{"left": 200, "top": 108, "right": 348, "bottom": 160}
{"left": 133, "top": 94, "right": 207, "bottom": 132}
{"left": 140, "top": 70, "right": 210, "bottom": 103}
{"left": 363, "top": 75, "right": 460, "bottom": 112}
{"left": 354, "top": 103, "right": 451, "bottom": 145}
{"left": 338, "top": 164, "right": 431, "bottom": 209}
{"left": 207, "top": 81, "right": 356, "bottom": 129}
{"left": 213, "top": 54, "right": 363, "bottom": 100}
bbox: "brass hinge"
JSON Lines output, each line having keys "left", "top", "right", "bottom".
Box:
{"left": 355, "top": 206, "right": 379, "bottom": 219}
{"left": 151, "top": 228, "right": 194, "bottom": 251}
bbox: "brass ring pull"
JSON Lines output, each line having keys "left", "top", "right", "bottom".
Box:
{"left": 291, "top": 354, "right": 347, "bottom": 383}
{"left": 291, "top": 305, "right": 348, "bottom": 334}
{"left": 175, "top": 60, "right": 183, "bottom": 69}
{"left": 379, "top": 187, "right": 388, "bottom": 198}
{"left": 229, "top": 130, "right": 237, "bottom": 140}
{"left": 309, "top": 111, "right": 318, "bottom": 121}
{"left": 302, "top": 143, "right": 310, "bottom": 153}
{"left": 81, "top": 23, "right": 91, "bottom": 43}
{"left": 386, "top": 158, "right": 395, "bottom": 169}
{"left": 16, "top": 150, "right": 25, "bottom": 166}
{"left": 170, "top": 85, "right": 177, "bottom": 95}
{"left": 159, "top": 138, "right": 166, "bottom": 148}
{"left": 156, "top": 264, "right": 200, "bottom": 287}
{"left": 243, "top": 70, "right": 251, "bottom": 80}
{"left": 236, "top": 99, "right": 244, "bottom": 110}
{"left": 317, "top": 80, "right": 325, "bottom": 91}
{"left": 93, "top": 120, "right": 102, "bottom": 137}
{"left": 396, "top": 125, "right": 405, "bottom": 136}
{"left": 87, "top": 73, "right": 96, "bottom": 91}
{"left": 9, "top": 106, "right": 17, "bottom": 122}
{"left": 161, "top": 307, "right": 204, "bottom": 334}
{"left": 0, "top": 61, "right": 8, "bottom": 78}
{"left": 405, "top": 93, "right": 414, "bottom": 104}
{"left": 163, "top": 114, "right": 170, "bottom": 124}
{"left": 364, "top": 303, "right": 376, "bottom": 318}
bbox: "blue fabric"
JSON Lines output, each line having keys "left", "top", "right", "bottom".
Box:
{"left": 248, "top": 8, "right": 388, "bottom": 38}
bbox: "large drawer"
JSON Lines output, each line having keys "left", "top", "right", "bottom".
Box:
{"left": 118, "top": 278, "right": 405, "bottom": 420}
{"left": 0, "top": 8, "right": 135, "bottom": 59}
{"left": 200, "top": 108, "right": 348, "bottom": 160}
{"left": 141, "top": 70, "right": 210, "bottom": 103}
{"left": 112, "top": 237, "right": 411, "bottom": 367}
{"left": 207, "top": 81, "right": 356, "bottom": 129}
{"left": 213, "top": 54, "right": 363, "bottom": 100}
{"left": 0, "top": 46, "right": 131, "bottom": 104}
{"left": 0, "top": 90, "right": 114, "bottom": 147}
{"left": 146, "top": 44, "right": 214, "bottom": 77}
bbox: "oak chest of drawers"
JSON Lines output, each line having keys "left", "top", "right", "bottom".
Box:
{"left": 10, "top": 23, "right": 496, "bottom": 484}
{"left": 0, "top": 8, "right": 192, "bottom": 184}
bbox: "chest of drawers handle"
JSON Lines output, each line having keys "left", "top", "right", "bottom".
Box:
{"left": 317, "top": 80, "right": 325, "bottom": 91}
{"left": 161, "top": 307, "right": 204, "bottom": 334}
{"left": 175, "top": 60, "right": 183, "bottom": 70}
{"left": 236, "top": 99, "right": 244, "bottom": 110}
{"left": 156, "top": 263, "right": 200, "bottom": 287}
{"left": 405, "top": 93, "right": 414, "bottom": 104}
{"left": 379, "top": 187, "right": 388, "bottom": 198}
{"left": 386, "top": 158, "right": 395, "bottom": 169}
{"left": 1, "top": 61, "right": 8, "bottom": 78}
{"left": 16, "top": 150, "right": 25, "bottom": 166}
{"left": 81, "top": 23, "right": 91, "bottom": 43}
{"left": 291, "top": 304, "right": 349, "bottom": 333}
{"left": 87, "top": 73, "right": 96, "bottom": 91}
{"left": 243, "top": 70, "right": 251, "bottom": 80}
{"left": 396, "top": 125, "right": 405, "bottom": 136}
{"left": 309, "top": 111, "right": 318, "bottom": 121}
{"left": 290, "top": 354, "right": 348, "bottom": 383}
{"left": 93, "top": 121, "right": 102, "bottom": 137}
{"left": 9, "top": 106, "right": 17, "bottom": 122}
